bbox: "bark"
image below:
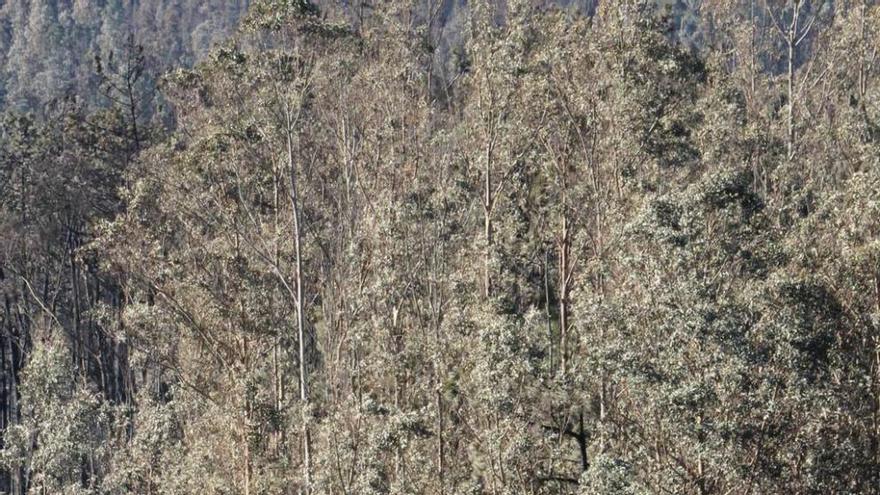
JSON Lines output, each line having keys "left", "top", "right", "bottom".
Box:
{"left": 559, "top": 214, "right": 570, "bottom": 376}
{"left": 484, "top": 148, "right": 493, "bottom": 300}
{"left": 287, "top": 107, "right": 312, "bottom": 494}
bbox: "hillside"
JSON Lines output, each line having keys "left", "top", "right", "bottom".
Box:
{"left": 0, "top": 0, "right": 251, "bottom": 109}
{"left": 1, "top": 1, "right": 879, "bottom": 494}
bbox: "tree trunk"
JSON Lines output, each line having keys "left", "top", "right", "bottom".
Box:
{"left": 544, "top": 251, "right": 553, "bottom": 372}
{"left": 484, "top": 140, "right": 493, "bottom": 300}
{"left": 559, "top": 214, "right": 570, "bottom": 376}
{"left": 787, "top": 28, "right": 795, "bottom": 161}
{"left": 287, "top": 110, "right": 312, "bottom": 494}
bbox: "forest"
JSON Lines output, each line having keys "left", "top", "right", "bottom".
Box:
{"left": 1, "top": 0, "right": 880, "bottom": 494}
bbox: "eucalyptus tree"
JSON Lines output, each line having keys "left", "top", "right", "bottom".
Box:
{"left": 457, "top": 0, "right": 541, "bottom": 303}
{"left": 0, "top": 329, "right": 110, "bottom": 495}
{"left": 763, "top": 0, "right": 826, "bottom": 161}
{"left": 97, "top": 3, "right": 358, "bottom": 493}
{"left": 795, "top": 2, "right": 880, "bottom": 185}
{"left": 3, "top": 1, "right": 880, "bottom": 494}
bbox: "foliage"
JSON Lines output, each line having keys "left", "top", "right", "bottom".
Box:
{"left": 2, "top": 1, "right": 880, "bottom": 494}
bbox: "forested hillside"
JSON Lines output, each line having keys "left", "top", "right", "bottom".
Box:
{"left": 2, "top": 0, "right": 880, "bottom": 494}
{"left": 0, "top": 0, "right": 252, "bottom": 109}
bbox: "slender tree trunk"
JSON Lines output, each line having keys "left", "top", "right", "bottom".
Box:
{"left": 0, "top": 301, "right": 9, "bottom": 494}
{"left": 559, "top": 214, "right": 570, "bottom": 376}
{"left": 874, "top": 277, "right": 880, "bottom": 466}
{"left": 273, "top": 144, "right": 284, "bottom": 455}
{"left": 484, "top": 140, "right": 493, "bottom": 300}
{"left": 578, "top": 411, "right": 589, "bottom": 472}
{"left": 484, "top": 213, "right": 492, "bottom": 300}
{"left": 544, "top": 251, "right": 553, "bottom": 372}
{"left": 858, "top": 2, "right": 867, "bottom": 101}
{"left": 697, "top": 414, "right": 705, "bottom": 495}
{"left": 67, "top": 226, "right": 83, "bottom": 375}
{"left": 392, "top": 310, "right": 403, "bottom": 482}
{"left": 437, "top": 388, "right": 445, "bottom": 495}
{"left": 287, "top": 110, "right": 312, "bottom": 494}
{"left": 873, "top": 343, "right": 880, "bottom": 467}
{"left": 787, "top": 28, "right": 795, "bottom": 161}
{"left": 750, "top": 0, "right": 757, "bottom": 97}
{"left": 127, "top": 80, "right": 141, "bottom": 155}
{"left": 5, "top": 320, "right": 20, "bottom": 495}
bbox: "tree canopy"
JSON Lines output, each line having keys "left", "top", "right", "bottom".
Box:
{"left": 1, "top": 1, "right": 880, "bottom": 494}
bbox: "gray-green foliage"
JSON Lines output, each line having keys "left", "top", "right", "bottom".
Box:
{"left": 0, "top": 0, "right": 250, "bottom": 109}
{"left": 3, "top": 1, "right": 880, "bottom": 494}
{"left": 0, "top": 333, "right": 109, "bottom": 495}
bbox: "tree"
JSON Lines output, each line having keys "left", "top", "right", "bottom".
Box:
{"left": 0, "top": 329, "right": 110, "bottom": 495}
{"left": 4, "top": 2, "right": 880, "bottom": 494}
{"left": 763, "top": 0, "right": 832, "bottom": 163}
